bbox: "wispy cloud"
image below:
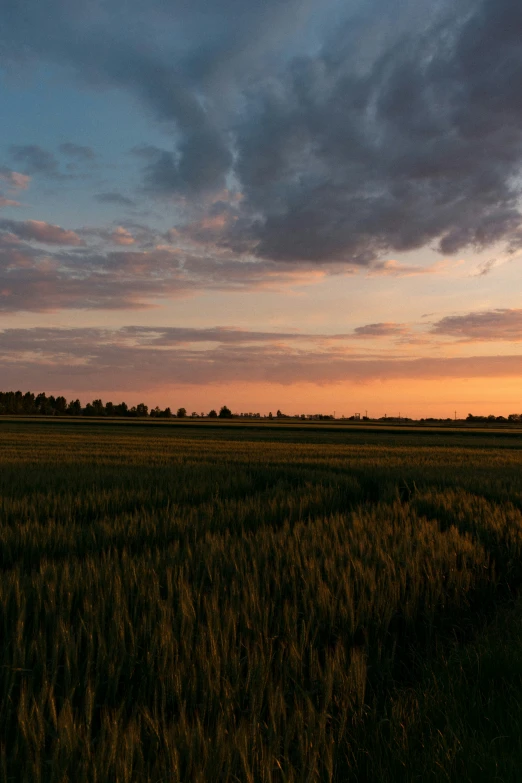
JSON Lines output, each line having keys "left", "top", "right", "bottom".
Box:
{"left": 0, "top": 219, "right": 83, "bottom": 246}
{"left": 94, "top": 192, "right": 136, "bottom": 207}
{"left": 368, "top": 259, "right": 453, "bottom": 277}
{"left": 59, "top": 142, "right": 95, "bottom": 161}
{"left": 1, "top": 325, "right": 521, "bottom": 393}
{"left": 432, "top": 309, "right": 522, "bottom": 342}
{"left": 0, "top": 238, "right": 328, "bottom": 312}
{"left": 0, "top": 167, "right": 30, "bottom": 190}
{"left": 0, "top": 196, "right": 20, "bottom": 208}
{"left": 353, "top": 322, "right": 410, "bottom": 338}
{"left": 9, "top": 145, "right": 61, "bottom": 178}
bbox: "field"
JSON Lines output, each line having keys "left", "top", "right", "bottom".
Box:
{"left": 2, "top": 419, "right": 522, "bottom": 782}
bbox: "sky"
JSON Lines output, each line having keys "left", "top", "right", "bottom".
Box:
{"left": 1, "top": 0, "right": 522, "bottom": 417}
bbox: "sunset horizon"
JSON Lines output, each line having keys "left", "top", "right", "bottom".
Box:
{"left": 1, "top": 0, "right": 521, "bottom": 416}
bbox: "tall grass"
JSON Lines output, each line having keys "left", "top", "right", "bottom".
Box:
{"left": 1, "top": 421, "right": 522, "bottom": 781}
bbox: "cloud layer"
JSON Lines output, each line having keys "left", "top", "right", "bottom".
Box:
{"left": 2, "top": 0, "right": 522, "bottom": 275}
{"left": 1, "top": 321, "right": 521, "bottom": 394}
{"left": 433, "top": 309, "right": 522, "bottom": 341}
{"left": 0, "top": 228, "right": 329, "bottom": 312}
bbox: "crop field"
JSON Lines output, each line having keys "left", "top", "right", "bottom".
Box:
{"left": 2, "top": 419, "right": 522, "bottom": 782}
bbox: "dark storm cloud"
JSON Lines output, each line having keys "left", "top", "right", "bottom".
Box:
{"left": 9, "top": 145, "right": 61, "bottom": 177}
{"left": 233, "top": 0, "right": 522, "bottom": 264}
{"left": 1, "top": 0, "right": 272, "bottom": 195}
{"left": 141, "top": 142, "right": 233, "bottom": 196}
{"left": 3, "top": 0, "right": 522, "bottom": 266}
{"left": 432, "top": 309, "right": 522, "bottom": 341}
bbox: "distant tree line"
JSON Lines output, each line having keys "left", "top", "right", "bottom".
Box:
{"left": 465, "top": 413, "right": 522, "bottom": 423}
{"left": 0, "top": 391, "right": 235, "bottom": 419}
{"left": 2, "top": 391, "right": 521, "bottom": 423}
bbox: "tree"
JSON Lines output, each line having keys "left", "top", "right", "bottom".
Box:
{"left": 23, "top": 392, "right": 35, "bottom": 413}
{"left": 91, "top": 399, "right": 105, "bottom": 416}
{"left": 219, "top": 405, "right": 232, "bottom": 418}
{"left": 208, "top": 409, "right": 218, "bottom": 418}
{"left": 177, "top": 407, "right": 187, "bottom": 418}
{"left": 54, "top": 396, "right": 68, "bottom": 415}
{"left": 68, "top": 399, "right": 82, "bottom": 416}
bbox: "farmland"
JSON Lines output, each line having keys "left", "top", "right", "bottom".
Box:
{"left": 2, "top": 419, "right": 522, "bottom": 781}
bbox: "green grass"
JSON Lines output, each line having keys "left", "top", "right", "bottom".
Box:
{"left": 2, "top": 419, "right": 522, "bottom": 781}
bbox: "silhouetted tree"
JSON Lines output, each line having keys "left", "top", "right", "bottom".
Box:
{"left": 219, "top": 405, "right": 232, "bottom": 418}
{"left": 55, "top": 396, "right": 68, "bottom": 414}
{"left": 23, "top": 392, "right": 35, "bottom": 413}
{"left": 208, "top": 409, "right": 218, "bottom": 418}
{"left": 34, "top": 393, "right": 48, "bottom": 414}
{"left": 91, "top": 399, "right": 105, "bottom": 416}
{"left": 68, "top": 399, "right": 82, "bottom": 416}
{"left": 177, "top": 407, "right": 187, "bottom": 418}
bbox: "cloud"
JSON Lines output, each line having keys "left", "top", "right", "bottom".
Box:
{"left": 229, "top": 0, "right": 522, "bottom": 266}
{"left": 9, "top": 145, "right": 61, "bottom": 177}
{"left": 94, "top": 192, "right": 136, "bottom": 207}
{"left": 1, "top": 325, "right": 521, "bottom": 392}
{"left": 432, "top": 309, "right": 522, "bottom": 342}
{"left": 3, "top": 0, "right": 522, "bottom": 272}
{"left": 368, "top": 259, "right": 450, "bottom": 277}
{"left": 0, "top": 238, "right": 320, "bottom": 312}
{"left": 141, "top": 141, "right": 233, "bottom": 196}
{"left": 0, "top": 195, "right": 20, "bottom": 208}
{"left": 77, "top": 222, "right": 158, "bottom": 248}
{"left": 107, "top": 227, "right": 135, "bottom": 246}
{"left": 119, "top": 325, "right": 350, "bottom": 345}
{"left": 473, "top": 258, "right": 498, "bottom": 277}
{"left": 0, "top": 167, "right": 30, "bottom": 190}
{"left": 353, "top": 322, "right": 409, "bottom": 338}
{"left": 167, "top": 201, "right": 239, "bottom": 245}
{"left": 59, "top": 142, "right": 95, "bottom": 161}
{"left": 0, "top": 219, "right": 83, "bottom": 245}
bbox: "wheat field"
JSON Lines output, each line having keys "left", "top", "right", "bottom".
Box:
{"left": 2, "top": 419, "right": 522, "bottom": 781}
